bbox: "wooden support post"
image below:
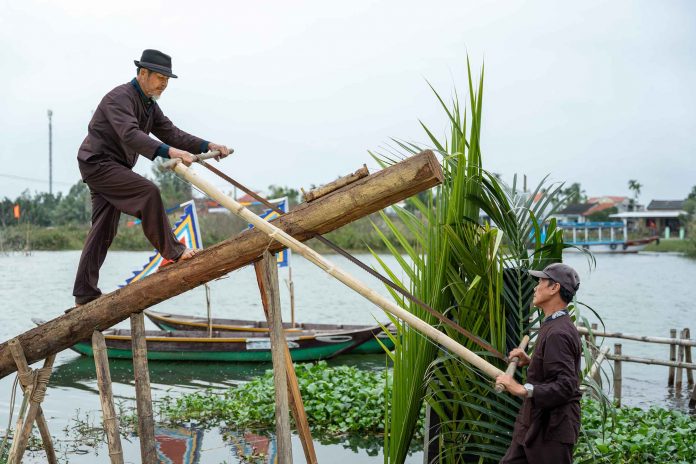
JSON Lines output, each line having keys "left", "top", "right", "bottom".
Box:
{"left": 93, "top": 331, "right": 125, "bottom": 464}
{"left": 668, "top": 328, "right": 677, "bottom": 387}
{"left": 613, "top": 344, "right": 622, "bottom": 407}
{"left": 254, "top": 253, "right": 292, "bottom": 464}
{"left": 131, "top": 312, "right": 156, "bottom": 464}
{"left": 8, "top": 343, "right": 55, "bottom": 464}
{"left": 676, "top": 329, "right": 686, "bottom": 390}
{"left": 685, "top": 328, "right": 694, "bottom": 388}
{"left": 7, "top": 339, "right": 57, "bottom": 464}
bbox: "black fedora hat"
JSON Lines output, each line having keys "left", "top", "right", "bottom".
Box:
{"left": 134, "top": 49, "right": 178, "bottom": 78}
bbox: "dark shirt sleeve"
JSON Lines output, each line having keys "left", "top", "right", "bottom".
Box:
{"left": 151, "top": 105, "right": 208, "bottom": 154}
{"left": 102, "top": 93, "right": 162, "bottom": 158}
{"left": 532, "top": 332, "right": 579, "bottom": 409}
{"left": 155, "top": 144, "right": 171, "bottom": 159}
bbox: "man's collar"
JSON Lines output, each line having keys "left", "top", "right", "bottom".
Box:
{"left": 542, "top": 309, "right": 568, "bottom": 324}
{"left": 130, "top": 78, "right": 153, "bottom": 106}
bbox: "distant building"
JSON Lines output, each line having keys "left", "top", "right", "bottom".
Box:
{"left": 553, "top": 203, "right": 596, "bottom": 223}
{"left": 552, "top": 196, "right": 629, "bottom": 223}
{"left": 610, "top": 200, "right": 687, "bottom": 238}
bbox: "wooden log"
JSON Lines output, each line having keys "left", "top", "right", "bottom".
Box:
{"left": 676, "top": 329, "right": 686, "bottom": 389}
{"left": 613, "top": 344, "right": 622, "bottom": 407}
{"left": 169, "top": 156, "right": 504, "bottom": 380}
{"left": 0, "top": 150, "right": 443, "bottom": 379}
{"left": 6, "top": 340, "right": 57, "bottom": 464}
{"left": 668, "top": 328, "right": 677, "bottom": 387}
{"left": 254, "top": 253, "right": 293, "bottom": 464}
{"left": 284, "top": 346, "right": 317, "bottom": 464}
{"left": 576, "top": 326, "right": 696, "bottom": 347}
{"left": 606, "top": 353, "right": 696, "bottom": 370}
{"left": 131, "top": 312, "right": 156, "bottom": 464}
{"left": 685, "top": 328, "right": 694, "bottom": 387}
{"left": 495, "top": 335, "right": 530, "bottom": 393}
{"left": 302, "top": 164, "right": 370, "bottom": 202}
{"left": 92, "top": 331, "right": 125, "bottom": 464}
{"left": 8, "top": 352, "right": 55, "bottom": 464}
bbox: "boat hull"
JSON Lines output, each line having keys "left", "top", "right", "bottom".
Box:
{"left": 144, "top": 310, "right": 395, "bottom": 354}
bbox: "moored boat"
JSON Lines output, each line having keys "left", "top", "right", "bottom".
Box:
{"left": 144, "top": 309, "right": 395, "bottom": 355}
{"left": 554, "top": 222, "right": 659, "bottom": 253}
{"left": 34, "top": 319, "right": 384, "bottom": 362}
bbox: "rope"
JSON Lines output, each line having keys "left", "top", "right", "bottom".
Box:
{"left": 0, "top": 375, "right": 20, "bottom": 457}
{"left": 17, "top": 367, "right": 52, "bottom": 405}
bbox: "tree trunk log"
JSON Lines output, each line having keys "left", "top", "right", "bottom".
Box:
{"left": 0, "top": 150, "right": 443, "bottom": 379}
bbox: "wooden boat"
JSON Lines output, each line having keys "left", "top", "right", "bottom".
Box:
{"left": 550, "top": 221, "right": 659, "bottom": 253}
{"left": 143, "top": 310, "right": 394, "bottom": 355}
{"left": 33, "top": 319, "right": 384, "bottom": 362}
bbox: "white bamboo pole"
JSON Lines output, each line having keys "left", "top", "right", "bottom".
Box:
{"left": 495, "top": 335, "right": 530, "bottom": 393}
{"left": 585, "top": 346, "right": 610, "bottom": 384}
{"left": 164, "top": 160, "right": 505, "bottom": 380}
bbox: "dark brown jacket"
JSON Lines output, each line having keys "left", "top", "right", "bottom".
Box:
{"left": 512, "top": 313, "right": 582, "bottom": 446}
{"left": 78, "top": 81, "right": 206, "bottom": 169}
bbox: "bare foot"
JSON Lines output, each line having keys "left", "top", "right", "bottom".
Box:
{"left": 179, "top": 248, "right": 199, "bottom": 261}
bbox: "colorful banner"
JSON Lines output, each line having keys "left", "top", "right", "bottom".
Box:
{"left": 123, "top": 200, "right": 203, "bottom": 285}
{"left": 248, "top": 197, "right": 290, "bottom": 268}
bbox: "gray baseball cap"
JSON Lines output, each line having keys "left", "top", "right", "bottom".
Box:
{"left": 529, "top": 263, "right": 580, "bottom": 295}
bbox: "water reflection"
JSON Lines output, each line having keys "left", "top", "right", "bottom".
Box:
{"left": 156, "top": 426, "right": 203, "bottom": 464}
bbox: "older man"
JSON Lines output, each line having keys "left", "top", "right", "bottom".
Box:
{"left": 496, "top": 263, "right": 583, "bottom": 464}
{"left": 72, "top": 49, "right": 230, "bottom": 306}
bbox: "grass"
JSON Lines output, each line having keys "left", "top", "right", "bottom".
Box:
{"left": 643, "top": 238, "right": 693, "bottom": 254}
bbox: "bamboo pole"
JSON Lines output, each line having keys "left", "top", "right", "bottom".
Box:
{"left": 8, "top": 350, "right": 55, "bottom": 464}
{"left": 7, "top": 340, "right": 57, "bottom": 464}
{"left": 613, "top": 344, "right": 622, "bottom": 406}
{"left": 605, "top": 354, "right": 696, "bottom": 370}
{"left": 495, "top": 336, "right": 530, "bottom": 393}
{"left": 166, "top": 160, "right": 505, "bottom": 381}
{"left": 685, "top": 328, "right": 694, "bottom": 387}
{"left": 205, "top": 283, "right": 213, "bottom": 338}
{"left": 585, "top": 346, "right": 610, "bottom": 385}
{"left": 92, "top": 331, "right": 125, "bottom": 464}
{"left": 668, "top": 329, "right": 676, "bottom": 387}
{"left": 676, "top": 329, "right": 686, "bottom": 389}
{"left": 690, "top": 381, "right": 696, "bottom": 408}
{"left": 131, "top": 312, "right": 156, "bottom": 464}
{"left": 254, "top": 253, "right": 293, "bottom": 464}
{"left": 576, "top": 326, "right": 696, "bottom": 347}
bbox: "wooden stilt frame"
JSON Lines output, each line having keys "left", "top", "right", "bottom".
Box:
{"left": 131, "top": 312, "right": 157, "bottom": 464}
{"left": 92, "top": 331, "right": 125, "bottom": 464}
{"left": 255, "top": 252, "right": 294, "bottom": 463}
{"left": 7, "top": 339, "right": 57, "bottom": 464}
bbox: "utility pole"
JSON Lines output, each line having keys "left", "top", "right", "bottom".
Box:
{"left": 47, "top": 109, "right": 53, "bottom": 195}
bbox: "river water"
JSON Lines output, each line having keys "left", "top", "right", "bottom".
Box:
{"left": 0, "top": 250, "right": 694, "bottom": 463}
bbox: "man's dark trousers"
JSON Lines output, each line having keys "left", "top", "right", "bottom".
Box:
{"left": 500, "top": 435, "right": 573, "bottom": 464}
{"left": 72, "top": 158, "right": 186, "bottom": 304}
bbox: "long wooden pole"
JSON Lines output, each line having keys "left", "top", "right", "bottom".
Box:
{"left": 92, "top": 331, "right": 125, "bottom": 464}
{"left": 585, "top": 346, "right": 610, "bottom": 384}
{"left": 685, "top": 328, "right": 694, "bottom": 387}
{"left": 0, "top": 150, "right": 443, "bottom": 380}
{"left": 254, "top": 260, "right": 317, "bottom": 463}
{"left": 495, "top": 335, "right": 529, "bottom": 393}
{"left": 605, "top": 354, "right": 696, "bottom": 370}
{"left": 676, "top": 329, "right": 686, "bottom": 389}
{"left": 576, "top": 326, "right": 696, "bottom": 347}
{"left": 668, "top": 328, "right": 677, "bottom": 387}
{"left": 255, "top": 253, "right": 293, "bottom": 464}
{"left": 167, "top": 160, "right": 505, "bottom": 380}
{"left": 131, "top": 312, "right": 156, "bottom": 464}
{"left": 7, "top": 340, "right": 57, "bottom": 464}
{"left": 613, "top": 344, "right": 622, "bottom": 406}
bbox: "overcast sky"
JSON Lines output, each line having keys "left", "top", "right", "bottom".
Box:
{"left": 1, "top": 0, "right": 694, "bottom": 204}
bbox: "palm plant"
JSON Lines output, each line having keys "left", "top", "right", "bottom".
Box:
{"left": 371, "top": 60, "right": 594, "bottom": 463}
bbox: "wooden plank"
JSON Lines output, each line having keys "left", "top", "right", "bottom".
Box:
{"left": 93, "top": 331, "right": 125, "bottom": 464}
{"left": 0, "top": 150, "right": 443, "bottom": 379}
{"left": 254, "top": 253, "right": 292, "bottom": 464}
{"left": 131, "top": 313, "right": 156, "bottom": 464}
{"left": 6, "top": 339, "right": 57, "bottom": 464}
